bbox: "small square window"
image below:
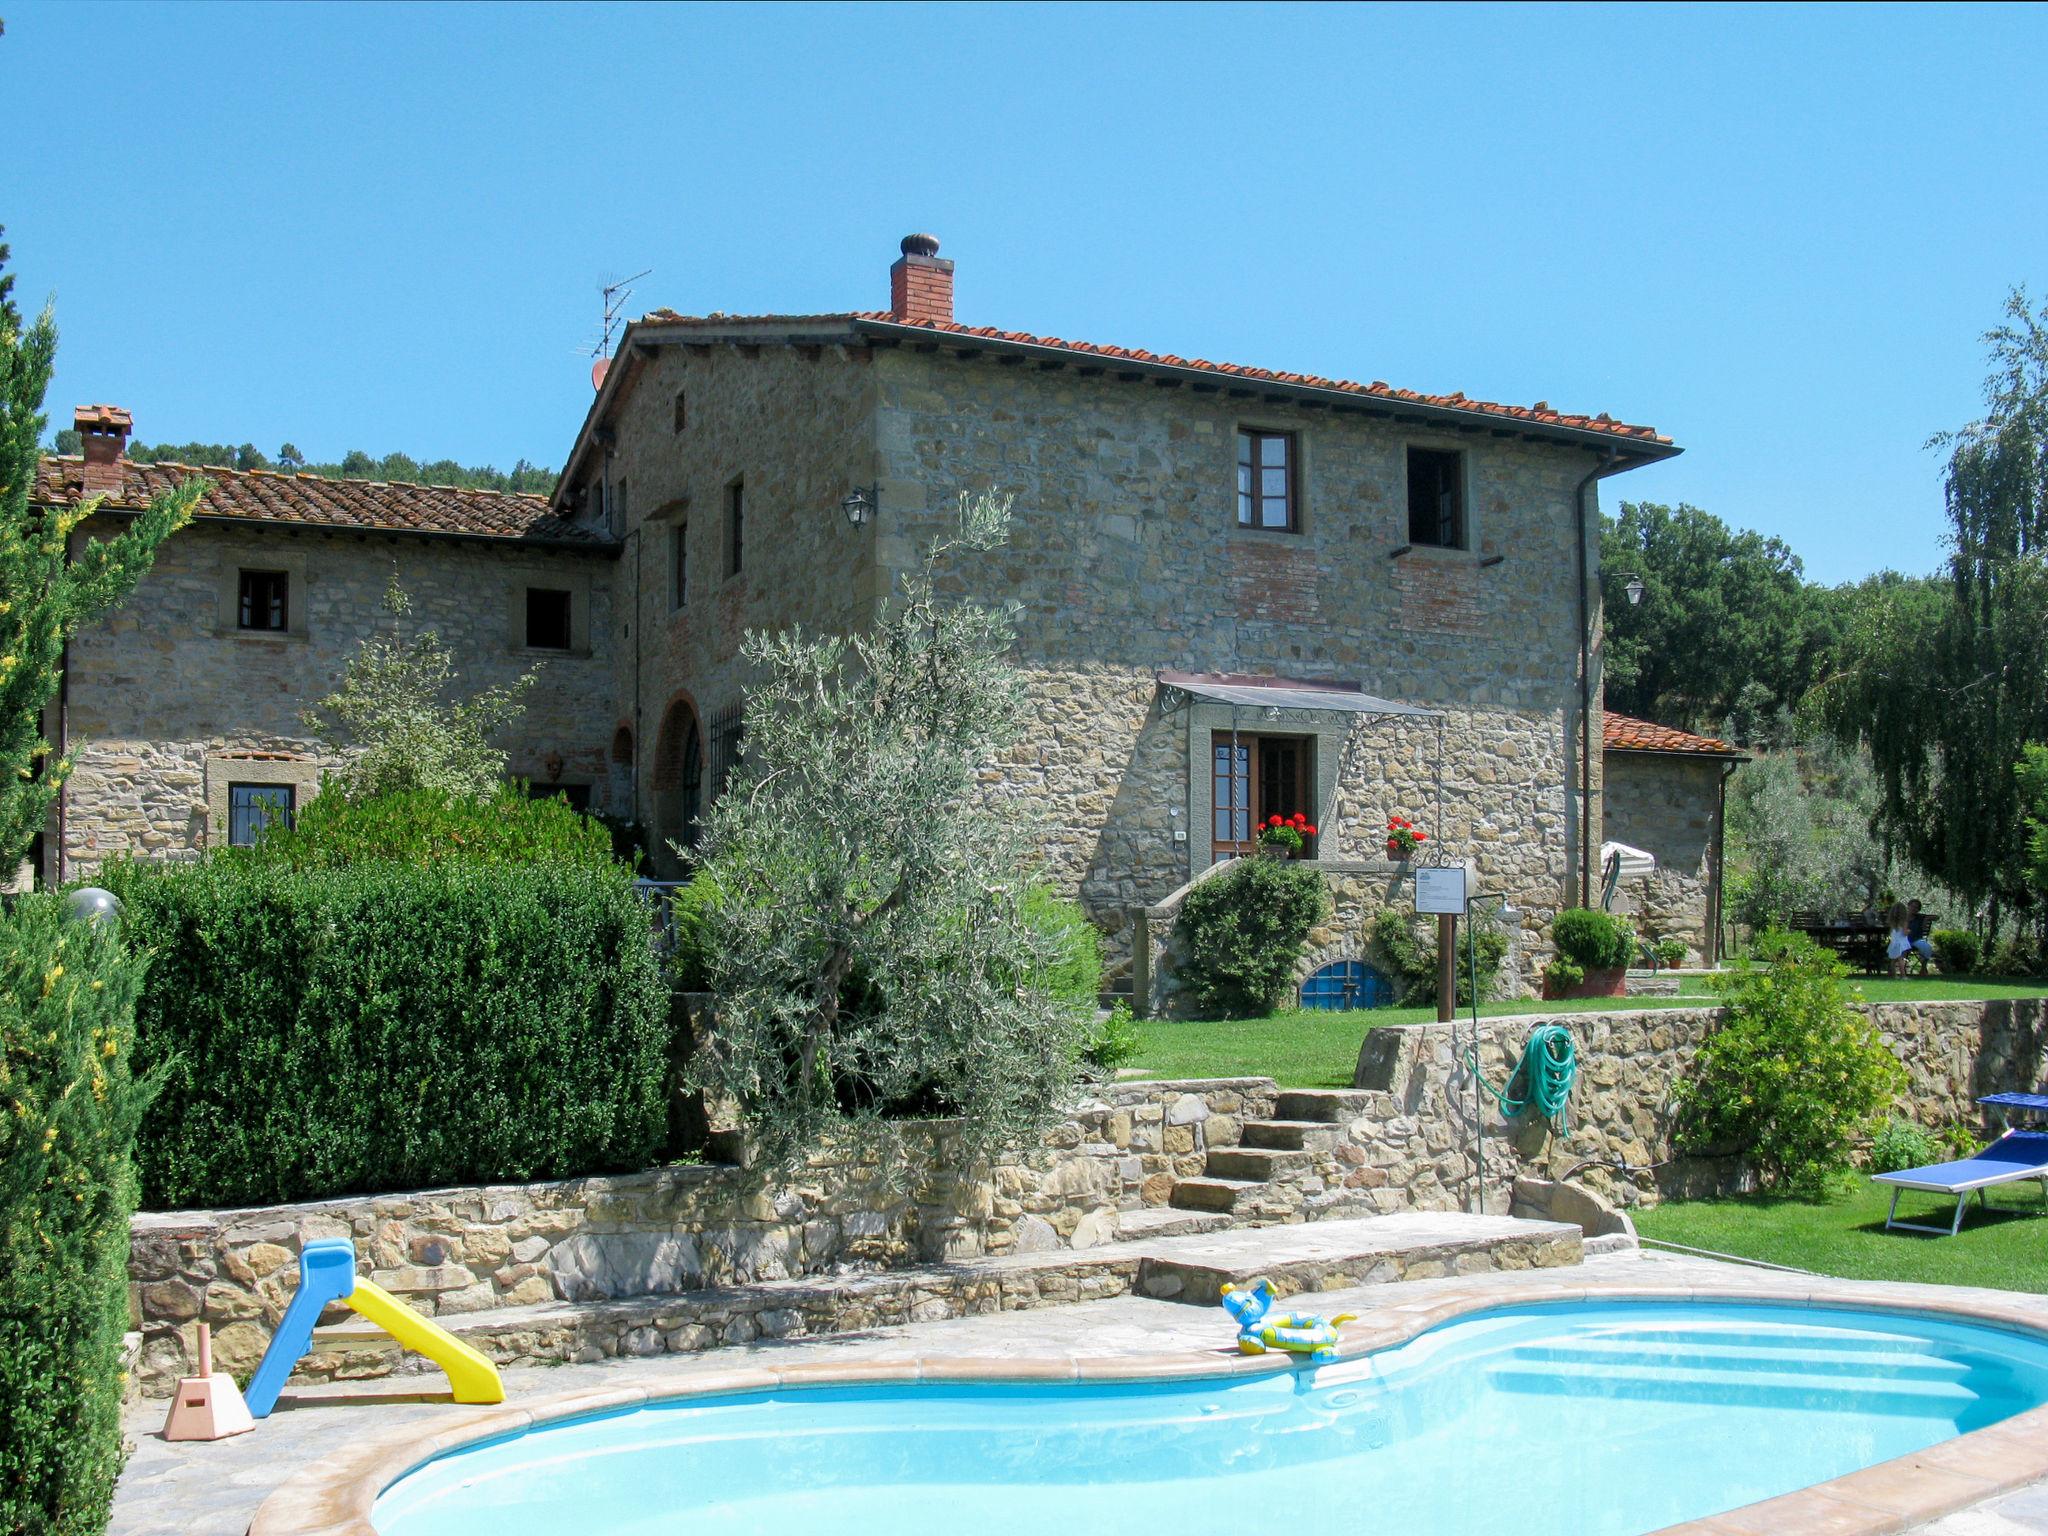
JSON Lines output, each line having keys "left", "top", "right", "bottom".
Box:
{"left": 1236, "top": 431, "right": 1296, "bottom": 531}
{"left": 726, "top": 480, "right": 744, "bottom": 576}
{"left": 1407, "top": 447, "right": 1466, "bottom": 549}
{"left": 526, "top": 588, "right": 573, "bottom": 651}
{"left": 227, "top": 783, "right": 293, "bottom": 847}
{"left": 671, "top": 521, "right": 688, "bottom": 609}
{"left": 238, "top": 569, "right": 289, "bottom": 631}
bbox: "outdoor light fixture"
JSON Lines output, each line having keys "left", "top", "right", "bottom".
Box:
{"left": 840, "top": 486, "right": 878, "bottom": 528}
{"left": 1623, "top": 573, "right": 1647, "bottom": 607}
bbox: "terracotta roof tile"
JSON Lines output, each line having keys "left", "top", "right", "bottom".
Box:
{"left": 34, "top": 455, "right": 605, "bottom": 547}
{"left": 1603, "top": 712, "right": 1743, "bottom": 756}
{"left": 633, "top": 309, "right": 1670, "bottom": 447}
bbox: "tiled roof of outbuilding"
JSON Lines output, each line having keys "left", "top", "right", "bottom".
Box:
{"left": 634, "top": 308, "right": 1672, "bottom": 448}
{"left": 1603, "top": 712, "right": 1744, "bottom": 757}
{"left": 34, "top": 455, "right": 605, "bottom": 546}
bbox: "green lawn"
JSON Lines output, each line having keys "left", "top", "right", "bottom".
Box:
{"left": 1633, "top": 1180, "right": 2048, "bottom": 1293}
{"left": 1128, "top": 975, "right": 2048, "bottom": 1089}
{"left": 1129, "top": 996, "right": 1696, "bottom": 1087}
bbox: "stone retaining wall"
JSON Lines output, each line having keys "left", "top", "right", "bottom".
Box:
{"left": 1353, "top": 997, "right": 2048, "bottom": 1213}
{"left": 127, "top": 1117, "right": 1119, "bottom": 1390}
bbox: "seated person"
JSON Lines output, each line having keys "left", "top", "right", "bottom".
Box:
{"left": 1888, "top": 901, "right": 1934, "bottom": 975}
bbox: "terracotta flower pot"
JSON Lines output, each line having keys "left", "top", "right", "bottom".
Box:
{"left": 1541, "top": 966, "right": 1628, "bottom": 1001}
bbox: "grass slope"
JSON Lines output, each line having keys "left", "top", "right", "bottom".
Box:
{"left": 1633, "top": 1180, "right": 2048, "bottom": 1294}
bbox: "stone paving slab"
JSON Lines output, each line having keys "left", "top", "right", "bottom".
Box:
{"left": 1131, "top": 1211, "right": 1581, "bottom": 1303}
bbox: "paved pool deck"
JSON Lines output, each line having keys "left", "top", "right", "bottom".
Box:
{"left": 109, "top": 1245, "right": 2048, "bottom": 1536}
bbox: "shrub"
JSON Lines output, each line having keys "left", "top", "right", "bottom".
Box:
{"left": 102, "top": 858, "right": 672, "bottom": 1208}
{"left": 1551, "top": 908, "right": 1636, "bottom": 971}
{"left": 1654, "top": 936, "right": 1689, "bottom": 969}
{"left": 1675, "top": 930, "right": 1906, "bottom": 1195}
{"left": 0, "top": 894, "right": 152, "bottom": 1536}
{"left": 1022, "top": 883, "right": 1103, "bottom": 1010}
{"left": 1175, "top": 859, "right": 1328, "bottom": 1017}
{"left": 1084, "top": 1000, "right": 1142, "bottom": 1072}
{"left": 1371, "top": 908, "right": 1510, "bottom": 1006}
{"left": 1542, "top": 957, "right": 1586, "bottom": 992}
{"left": 1930, "top": 928, "right": 1982, "bottom": 976}
{"left": 1867, "top": 1117, "right": 1937, "bottom": 1175}
{"left": 1989, "top": 934, "right": 2044, "bottom": 977}
{"left": 233, "top": 784, "right": 620, "bottom": 871}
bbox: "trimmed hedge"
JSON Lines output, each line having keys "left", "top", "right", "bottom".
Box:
{"left": 103, "top": 859, "right": 671, "bottom": 1209}
{"left": 231, "top": 783, "right": 619, "bottom": 871}
{"left": 0, "top": 894, "right": 151, "bottom": 1536}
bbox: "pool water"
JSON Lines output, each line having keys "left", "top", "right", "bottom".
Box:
{"left": 373, "top": 1300, "right": 2048, "bottom": 1536}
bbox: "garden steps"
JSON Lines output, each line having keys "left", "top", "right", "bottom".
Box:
{"left": 290, "top": 1213, "right": 1581, "bottom": 1387}
{"left": 1239, "top": 1118, "right": 1342, "bottom": 1152}
{"left": 1167, "top": 1175, "right": 1267, "bottom": 1214}
{"left": 1272, "top": 1088, "right": 1379, "bottom": 1124}
{"left": 1112, "top": 1207, "right": 1232, "bottom": 1240}
{"left": 1202, "top": 1146, "right": 1316, "bottom": 1182}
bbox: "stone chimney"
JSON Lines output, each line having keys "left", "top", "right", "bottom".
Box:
{"left": 888, "top": 234, "right": 954, "bottom": 326}
{"left": 75, "top": 404, "right": 133, "bottom": 496}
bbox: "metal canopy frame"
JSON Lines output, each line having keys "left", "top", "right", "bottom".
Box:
{"left": 1157, "top": 672, "right": 1449, "bottom": 876}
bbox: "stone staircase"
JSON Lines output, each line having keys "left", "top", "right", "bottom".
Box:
{"left": 1166, "top": 1089, "right": 1379, "bottom": 1222}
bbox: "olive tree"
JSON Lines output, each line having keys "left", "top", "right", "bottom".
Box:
{"left": 684, "top": 492, "right": 1087, "bottom": 1168}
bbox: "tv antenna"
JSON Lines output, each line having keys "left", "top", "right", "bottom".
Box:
{"left": 593, "top": 269, "right": 653, "bottom": 361}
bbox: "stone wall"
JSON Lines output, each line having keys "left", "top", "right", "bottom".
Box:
{"left": 1353, "top": 997, "right": 2048, "bottom": 1212}
{"left": 58, "top": 519, "right": 618, "bottom": 875}
{"left": 126, "top": 1111, "right": 1125, "bottom": 1390}
{"left": 870, "top": 348, "right": 1607, "bottom": 970}
{"left": 591, "top": 341, "right": 877, "bottom": 872}
{"left": 1603, "top": 750, "right": 1730, "bottom": 966}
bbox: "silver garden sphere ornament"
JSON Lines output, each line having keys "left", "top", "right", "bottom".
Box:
{"left": 65, "top": 887, "right": 124, "bottom": 929}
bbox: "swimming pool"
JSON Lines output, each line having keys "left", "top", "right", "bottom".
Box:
{"left": 371, "top": 1299, "right": 2048, "bottom": 1536}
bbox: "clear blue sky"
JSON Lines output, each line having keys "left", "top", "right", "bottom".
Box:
{"left": 5, "top": 2, "right": 2043, "bottom": 585}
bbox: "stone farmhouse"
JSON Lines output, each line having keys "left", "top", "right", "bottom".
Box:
{"left": 32, "top": 237, "right": 1743, "bottom": 1000}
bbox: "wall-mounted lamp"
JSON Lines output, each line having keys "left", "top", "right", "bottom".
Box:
{"left": 1622, "top": 573, "right": 1647, "bottom": 607}
{"left": 840, "top": 485, "right": 879, "bottom": 528}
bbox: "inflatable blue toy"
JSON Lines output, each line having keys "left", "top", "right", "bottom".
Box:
{"left": 1219, "top": 1279, "right": 1356, "bottom": 1363}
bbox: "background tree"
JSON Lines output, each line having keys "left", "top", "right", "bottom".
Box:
{"left": 304, "top": 575, "right": 537, "bottom": 799}
{"left": 1601, "top": 501, "right": 1817, "bottom": 730}
{"left": 1819, "top": 289, "right": 2048, "bottom": 933}
{"left": 685, "top": 493, "right": 1087, "bottom": 1168}
{"left": 0, "top": 228, "right": 201, "bottom": 863}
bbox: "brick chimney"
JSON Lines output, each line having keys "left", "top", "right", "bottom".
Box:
{"left": 75, "top": 404, "right": 133, "bottom": 496}
{"left": 888, "top": 233, "right": 954, "bottom": 326}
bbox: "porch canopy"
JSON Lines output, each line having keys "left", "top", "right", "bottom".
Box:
{"left": 1157, "top": 670, "right": 1443, "bottom": 719}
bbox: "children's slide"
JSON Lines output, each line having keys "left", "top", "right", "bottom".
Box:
{"left": 244, "top": 1236, "right": 504, "bottom": 1418}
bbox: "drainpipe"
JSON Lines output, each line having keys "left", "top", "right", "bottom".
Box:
{"left": 54, "top": 643, "right": 68, "bottom": 887}
{"left": 1712, "top": 758, "right": 1738, "bottom": 965}
{"left": 1574, "top": 449, "right": 1619, "bottom": 909}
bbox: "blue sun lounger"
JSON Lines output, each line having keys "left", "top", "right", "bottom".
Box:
{"left": 1871, "top": 1128, "right": 2048, "bottom": 1236}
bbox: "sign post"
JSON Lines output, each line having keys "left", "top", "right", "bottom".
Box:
{"left": 1414, "top": 866, "right": 1468, "bottom": 1026}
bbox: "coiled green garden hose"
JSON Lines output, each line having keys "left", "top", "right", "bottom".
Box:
{"left": 1468, "top": 1023, "right": 1578, "bottom": 1133}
